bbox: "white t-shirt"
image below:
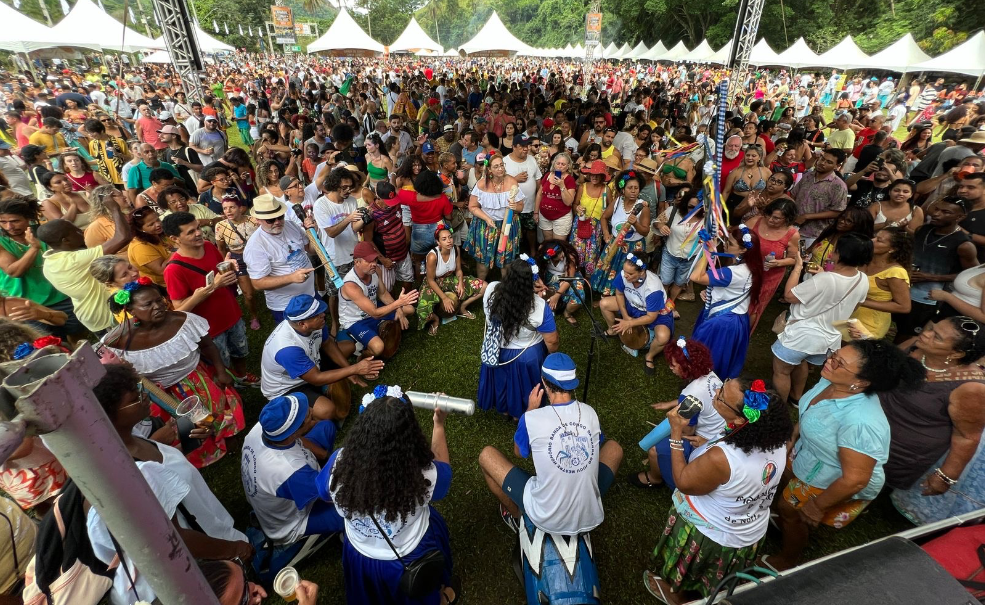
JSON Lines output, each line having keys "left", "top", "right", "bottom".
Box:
{"left": 482, "top": 282, "right": 554, "bottom": 349}
{"left": 243, "top": 221, "right": 315, "bottom": 311}
{"left": 779, "top": 270, "right": 869, "bottom": 355}
{"left": 681, "top": 371, "right": 726, "bottom": 439}
{"left": 502, "top": 154, "right": 542, "bottom": 213}
{"left": 313, "top": 194, "right": 359, "bottom": 265}
{"left": 613, "top": 131, "right": 637, "bottom": 164}
{"left": 338, "top": 268, "right": 380, "bottom": 329}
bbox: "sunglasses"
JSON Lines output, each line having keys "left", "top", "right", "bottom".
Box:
{"left": 118, "top": 382, "right": 148, "bottom": 411}
{"left": 262, "top": 217, "right": 284, "bottom": 224}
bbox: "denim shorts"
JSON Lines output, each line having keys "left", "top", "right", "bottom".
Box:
{"left": 771, "top": 339, "right": 828, "bottom": 366}
{"left": 659, "top": 253, "right": 692, "bottom": 287}
{"left": 213, "top": 318, "right": 249, "bottom": 365}
{"left": 410, "top": 222, "right": 439, "bottom": 255}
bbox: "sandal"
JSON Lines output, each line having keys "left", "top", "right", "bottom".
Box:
{"left": 458, "top": 310, "right": 476, "bottom": 320}
{"left": 644, "top": 358, "right": 656, "bottom": 375}
{"left": 441, "top": 575, "right": 462, "bottom": 604}
{"left": 643, "top": 571, "right": 676, "bottom": 604}
{"left": 249, "top": 317, "right": 261, "bottom": 331}
{"left": 427, "top": 323, "right": 440, "bottom": 336}
{"left": 628, "top": 470, "right": 663, "bottom": 489}
{"left": 564, "top": 313, "right": 578, "bottom": 325}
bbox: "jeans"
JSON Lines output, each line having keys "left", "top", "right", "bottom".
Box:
{"left": 212, "top": 318, "right": 249, "bottom": 366}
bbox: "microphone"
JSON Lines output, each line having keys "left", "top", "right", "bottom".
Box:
{"left": 292, "top": 203, "right": 308, "bottom": 223}
{"left": 638, "top": 394, "right": 703, "bottom": 451}
{"left": 404, "top": 391, "right": 475, "bottom": 416}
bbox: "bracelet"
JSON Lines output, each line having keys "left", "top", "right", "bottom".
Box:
{"left": 668, "top": 438, "right": 683, "bottom": 446}
{"left": 669, "top": 444, "right": 685, "bottom": 452}
{"left": 933, "top": 467, "right": 957, "bottom": 486}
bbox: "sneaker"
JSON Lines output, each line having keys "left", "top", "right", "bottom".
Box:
{"left": 233, "top": 372, "right": 261, "bottom": 387}
{"left": 500, "top": 503, "right": 520, "bottom": 533}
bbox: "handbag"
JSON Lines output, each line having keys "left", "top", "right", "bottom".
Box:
{"left": 480, "top": 319, "right": 503, "bottom": 366}
{"left": 368, "top": 514, "right": 446, "bottom": 599}
{"left": 772, "top": 272, "right": 864, "bottom": 335}
{"left": 576, "top": 190, "right": 605, "bottom": 240}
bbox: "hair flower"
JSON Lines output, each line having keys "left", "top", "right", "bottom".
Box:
{"left": 741, "top": 381, "right": 771, "bottom": 423}
{"left": 676, "top": 336, "right": 689, "bottom": 359}
{"left": 545, "top": 246, "right": 557, "bottom": 258}
{"left": 12, "top": 343, "right": 33, "bottom": 360}
{"left": 373, "top": 384, "right": 388, "bottom": 398}
{"left": 33, "top": 336, "right": 62, "bottom": 349}
{"left": 751, "top": 379, "right": 767, "bottom": 393}
{"left": 122, "top": 280, "right": 142, "bottom": 292}
{"left": 626, "top": 253, "right": 645, "bottom": 268}
{"left": 136, "top": 276, "right": 153, "bottom": 286}
{"left": 113, "top": 289, "right": 131, "bottom": 305}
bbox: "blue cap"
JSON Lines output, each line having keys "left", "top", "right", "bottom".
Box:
{"left": 260, "top": 393, "right": 310, "bottom": 442}
{"left": 0, "top": 141, "right": 11, "bottom": 150}
{"left": 541, "top": 352, "right": 579, "bottom": 390}
{"left": 285, "top": 294, "right": 328, "bottom": 322}
{"left": 513, "top": 133, "right": 531, "bottom": 146}
{"left": 422, "top": 141, "right": 436, "bottom": 154}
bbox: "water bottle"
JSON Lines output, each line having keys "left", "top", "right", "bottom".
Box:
{"left": 764, "top": 252, "right": 775, "bottom": 271}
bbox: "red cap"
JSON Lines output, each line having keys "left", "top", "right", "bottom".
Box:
{"left": 352, "top": 241, "right": 379, "bottom": 262}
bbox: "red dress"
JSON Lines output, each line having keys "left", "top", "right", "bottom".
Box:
{"left": 749, "top": 220, "right": 798, "bottom": 333}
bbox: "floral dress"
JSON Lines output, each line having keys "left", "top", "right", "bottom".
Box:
{"left": 415, "top": 246, "right": 485, "bottom": 326}
{"left": 463, "top": 185, "right": 526, "bottom": 268}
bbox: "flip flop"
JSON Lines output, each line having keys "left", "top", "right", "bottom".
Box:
{"left": 564, "top": 313, "right": 578, "bottom": 325}
{"left": 427, "top": 323, "right": 440, "bottom": 336}
{"left": 628, "top": 471, "right": 662, "bottom": 489}
{"left": 643, "top": 571, "right": 675, "bottom": 604}
{"left": 458, "top": 310, "right": 476, "bottom": 320}
{"left": 644, "top": 358, "right": 656, "bottom": 375}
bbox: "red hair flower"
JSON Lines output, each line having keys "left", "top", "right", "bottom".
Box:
{"left": 751, "top": 379, "right": 767, "bottom": 393}
{"left": 546, "top": 246, "right": 557, "bottom": 257}
{"left": 137, "top": 276, "right": 153, "bottom": 286}
{"left": 33, "top": 336, "right": 63, "bottom": 349}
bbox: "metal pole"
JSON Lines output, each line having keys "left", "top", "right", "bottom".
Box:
{"left": 36, "top": 0, "right": 53, "bottom": 26}
{"left": 0, "top": 346, "right": 220, "bottom": 605}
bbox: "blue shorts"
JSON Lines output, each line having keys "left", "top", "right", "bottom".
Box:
{"left": 213, "top": 318, "right": 249, "bottom": 365}
{"left": 410, "top": 222, "right": 439, "bottom": 255}
{"left": 501, "top": 463, "right": 615, "bottom": 514}
{"left": 659, "top": 253, "right": 692, "bottom": 287}
{"left": 771, "top": 339, "right": 828, "bottom": 366}
{"left": 341, "top": 310, "right": 396, "bottom": 346}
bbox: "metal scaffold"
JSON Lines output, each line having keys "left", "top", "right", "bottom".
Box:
{"left": 725, "top": 0, "right": 766, "bottom": 103}
{"left": 151, "top": 0, "right": 204, "bottom": 102}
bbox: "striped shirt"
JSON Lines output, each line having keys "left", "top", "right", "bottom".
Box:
{"left": 370, "top": 204, "right": 409, "bottom": 262}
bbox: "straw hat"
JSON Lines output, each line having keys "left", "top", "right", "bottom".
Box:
{"left": 603, "top": 154, "right": 623, "bottom": 171}
{"left": 250, "top": 194, "right": 287, "bottom": 220}
{"left": 635, "top": 157, "right": 659, "bottom": 175}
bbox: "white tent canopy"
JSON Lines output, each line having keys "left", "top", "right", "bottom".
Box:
{"left": 47, "top": 0, "right": 162, "bottom": 52}
{"left": 686, "top": 39, "right": 715, "bottom": 62}
{"left": 776, "top": 37, "right": 821, "bottom": 69}
{"left": 814, "top": 35, "right": 871, "bottom": 69}
{"left": 659, "top": 40, "right": 690, "bottom": 62}
{"left": 308, "top": 8, "right": 385, "bottom": 55}
{"left": 574, "top": 43, "right": 585, "bottom": 55}
{"left": 152, "top": 23, "right": 233, "bottom": 54}
{"left": 0, "top": 2, "right": 61, "bottom": 53}
{"left": 912, "top": 30, "right": 985, "bottom": 76}
{"left": 457, "top": 11, "right": 528, "bottom": 56}
{"left": 561, "top": 43, "right": 575, "bottom": 57}
{"left": 709, "top": 39, "right": 733, "bottom": 65}
{"left": 389, "top": 17, "right": 442, "bottom": 54}
{"left": 628, "top": 41, "right": 649, "bottom": 59}
{"left": 600, "top": 42, "right": 618, "bottom": 59}
{"left": 613, "top": 43, "right": 632, "bottom": 59}
{"left": 641, "top": 41, "right": 668, "bottom": 61}
{"left": 748, "top": 38, "right": 782, "bottom": 65}
{"left": 859, "top": 33, "right": 931, "bottom": 73}
{"left": 143, "top": 49, "right": 215, "bottom": 65}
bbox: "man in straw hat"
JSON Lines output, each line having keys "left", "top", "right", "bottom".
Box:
{"left": 243, "top": 193, "right": 318, "bottom": 324}
{"left": 478, "top": 352, "right": 624, "bottom": 535}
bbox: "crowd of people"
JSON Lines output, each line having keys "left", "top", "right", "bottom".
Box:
{"left": 0, "top": 51, "right": 983, "bottom": 605}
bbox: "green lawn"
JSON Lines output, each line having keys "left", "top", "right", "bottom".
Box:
{"left": 212, "top": 126, "right": 913, "bottom": 604}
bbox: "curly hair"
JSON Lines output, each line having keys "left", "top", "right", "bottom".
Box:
{"left": 938, "top": 316, "right": 985, "bottom": 364}
{"left": 489, "top": 259, "right": 537, "bottom": 344}
{"left": 812, "top": 206, "right": 874, "bottom": 248}
{"left": 880, "top": 226, "right": 913, "bottom": 268}
{"left": 256, "top": 160, "right": 282, "bottom": 188}
{"left": 324, "top": 167, "right": 356, "bottom": 193}
{"left": 0, "top": 318, "right": 42, "bottom": 363}
{"left": 722, "top": 377, "right": 794, "bottom": 455}
{"left": 329, "top": 396, "right": 435, "bottom": 523}
{"left": 664, "top": 337, "right": 714, "bottom": 381}
{"left": 92, "top": 364, "right": 139, "bottom": 422}
{"left": 129, "top": 207, "right": 161, "bottom": 245}
{"left": 395, "top": 154, "right": 424, "bottom": 183}
{"left": 87, "top": 185, "right": 120, "bottom": 219}
{"left": 535, "top": 240, "right": 580, "bottom": 280}
{"left": 614, "top": 169, "right": 645, "bottom": 192}
{"left": 108, "top": 282, "right": 166, "bottom": 316}
{"left": 0, "top": 195, "right": 41, "bottom": 225}
{"left": 850, "top": 339, "right": 926, "bottom": 394}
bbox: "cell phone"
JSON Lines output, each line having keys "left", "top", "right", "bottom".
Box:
{"left": 205, "top": 270, "right": 216, "bottom": 287}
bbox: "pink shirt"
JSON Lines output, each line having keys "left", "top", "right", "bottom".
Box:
{"left": 136, "top": 116, "right": 166, "bottom": 149}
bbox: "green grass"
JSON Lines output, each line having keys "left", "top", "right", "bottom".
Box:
{"left": 212, "top": 125, "right": 913, "bottom": 604}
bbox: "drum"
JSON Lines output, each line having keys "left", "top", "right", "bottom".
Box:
{"left": 518, "top": 515, "right": 600, "bottom": 605}
{"left": 327, "top": 379, "right": 352, "bottom": 419}
{"left": 435, "top": 291, "right": 460, "bottom": 319}
{"left": 619, "top": 325, "right": 650, "bottom": 350}
{"left": 378, "top": 319, "right": 402, "bottom": 360}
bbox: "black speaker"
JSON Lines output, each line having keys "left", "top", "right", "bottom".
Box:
{"left": 723, "top": 537, "right": 978, "bottom": 605}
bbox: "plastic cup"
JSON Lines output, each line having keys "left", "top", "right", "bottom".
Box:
{"left": 274, "top": 567, "right": 300, "bottom": 602}
{"left": 175, "top": 396, "right": 213, "bottom": 424}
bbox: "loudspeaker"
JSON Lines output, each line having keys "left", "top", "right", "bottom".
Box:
{"left": 723, "top": 537, "right": 979, "bottom": 605}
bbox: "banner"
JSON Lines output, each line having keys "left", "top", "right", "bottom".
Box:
{"left": 585, "top": 12, "right": 602, "bottom": 47}
{"left": 294, "top": 23, "right": 312, "bottom": 36}
{"left": 271, "top": 6, "right": 296, "bottom": 43}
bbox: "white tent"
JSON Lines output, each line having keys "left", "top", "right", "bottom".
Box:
{"left": 613, "top": 43, "right": 632, "bottom": 59}
{"left": 0, "top": 2, "right": 60, "bottom": 54}
{"left": 813, "top": 35, "right": 871, "bottom": 69}
{"left": 457, "top": 11, "right": 529, "bottom": 56}
{"left": 659, "top": 40, "right": 690, "bottom": 62}
{"left": 641, "top": 41, "right": 668, "bottom": 61}
{"left": 775, "top": 37, "right": 821, "bottom": 69}
{"left": 709, "top": 39, "right": 733, "bottom": 65}
{"left": 599, "top": 42, "right": 617, "bottom": 59}
{"left": 389, "top": 17, "right": 442, "bottom": 54}
{"left": 748, "top": 38, "right": 782, "bottom": 65}
{"left": 574, "top": 43, "right": 585, "bottom": 55}
{"left": 47, "top": 0, "right": 162, "bottom": 52}
{"left": 151, "top": 23, "right": 233, "bottom": 54}
{"left": 308, "top": 8, "right": 385, "bottom": 55}
{"left": 686, "top": 39, "right": 715, "bottom": 62}
{"left": 143, "top": 49, "right": 216, "bottom": 65}
{"left": 628, "top": 41, "right": 649, "bottom": 59}
{"left": 561, "top": 43, "right": 575, "bottom": 57}
{"left": 912, "top": 31, "right": 985, "bottom": 76}
{"left": 859, "top": 33, "right": 931, "bottom": 73}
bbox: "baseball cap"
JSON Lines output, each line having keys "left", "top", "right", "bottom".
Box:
{"left": 443, "top": 124, "right": 454, "bottom": 132}
{"left": 158, "top": 111, "right": 172, "bottom": 121}
{"left": 0, "top": 141, "right": 12, "bottom": 150}
{"left": 834, "top": 110, "right": 851, "bottom": 121}
{"left": 352, "top": 241, "right": 379, "bottom": 262}
{"left": 513, "top": 134, "right": 531, "bottom": 146}
{"left": 284, "top": 294, "right": 328, "bottom": 322}
{"left": 204, "top": 115, "right": 218, "bottom": 122}
{"left": 260, "top": 393, "right": 311, "bottom": 442}
{"left": 422, "top": 141, "right": 435, "bottom": 154}
{"left": 156, "top": 125, "right": 181, "bottom": 135}
{"left": 279, "top": 175, "right": 300, "bottom": 190}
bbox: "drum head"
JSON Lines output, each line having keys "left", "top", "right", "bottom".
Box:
{"left": 435, "top": 291, "right": 461, "bottom": 319}
{"left": 619, "top": 325, "right": 649, "bottom": 350}
{"left": 327, "top": 380, "right": 352, "bottom": 419}
{"left": 378, "top": 319, "right": 402, "bottom": 360}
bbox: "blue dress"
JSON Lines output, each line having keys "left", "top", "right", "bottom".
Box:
{"left": 691, "top": 265, "right": 752, "bottom": 379}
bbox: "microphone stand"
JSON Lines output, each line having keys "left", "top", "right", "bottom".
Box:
{"left": 560, "top": 271, "right": 609, "bottom": 402}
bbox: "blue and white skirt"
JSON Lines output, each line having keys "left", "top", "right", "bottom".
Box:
{"left": 477, "top": 341, "right": 548, "bottom": 419}
{"left": 692, "top": 309, "right": 750, "bottom": 380}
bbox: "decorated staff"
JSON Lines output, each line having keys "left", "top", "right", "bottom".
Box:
{"left": 498, "top": 185, "right": 520, "bottom": 254}
{"left": 463, "top": 152, "right": 526, "bottom": 282}
{"left": 590, "top": 170, "right": 651, "bottom": 296}
{"left": 292, "top": 203, "right": 344, "bottom": 291}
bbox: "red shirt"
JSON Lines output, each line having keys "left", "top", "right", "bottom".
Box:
{"left": 852, "top": 127, "right": 879, "bottom": 158}
{"left": 538, "top": 173, "right": 577, "bottom": 220}
{"left": 719, "top": 154, "right": 744, "bottom": 191}
{"left": 391, "top": 190, "right": 452, "bottom": 225}
{"left": 758, "top": 133, "right": 775, "bottom": 155}
{"left": 163, "top": 242, "right": 241, "bottom": 337}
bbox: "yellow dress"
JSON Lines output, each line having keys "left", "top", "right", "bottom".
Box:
{"left": 851, "top": 265, "right": 910, "bottom": 338}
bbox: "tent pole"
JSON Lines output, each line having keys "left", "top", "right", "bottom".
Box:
{"left": 23, "top": 52, "right": 38, "bottom": 81}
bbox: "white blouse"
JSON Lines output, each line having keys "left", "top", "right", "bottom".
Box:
{"left": 105, "top": 313, "right": 208, "bottom": 387}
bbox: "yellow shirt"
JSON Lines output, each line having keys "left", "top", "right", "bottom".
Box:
{"left": 27, "top": 130, "right": 67, "bottom": 155}
{"left": 42, "top": 245, "right": 115, "bottom": 331}
{"left": 128, "top": 239, "right": 172, "bottom": 286}
{"left": 83, "top": 215, "right": 130, "bottom": 255}
{"left": 851, "top": 265, "right": 910, "bottom": 339}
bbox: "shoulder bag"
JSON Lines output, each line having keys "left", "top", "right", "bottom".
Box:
{"left": 368, "top": 514, "right": 445, "bottom": 599}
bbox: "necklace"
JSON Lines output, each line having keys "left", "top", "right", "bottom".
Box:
{"left": 920, "top": 355, "right": 949, "bottom": 374}
{"left": 923, "top": 226, "right": 960, "bottom": 248}
{"left": 548, "top": 400, "right": 581, "bottom": 437}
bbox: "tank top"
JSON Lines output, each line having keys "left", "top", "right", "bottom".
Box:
{"left": 430, "top": 246, "right": 456, "bottom": 278}
{"left": 911, "top": 225, "right": 971, "bottom": 303}
{"left": 578, "top": 186, "right": 605, "bottom": 222}
{"left": 338, "top": 269, "right": 380, "bottom": 329}
{"left": 879, "top": 363, "right": 984, "bottom": 490}
{"left": 610, "top": 198, "right": 644, "bottom": 241}
{"left": 64, "top": 172, "right": 99, "bottom": 193}
{"left": 366, "top": 158, "right": 389, "bottom": 181}
{"left": 873, "top": 202, "right": 913, "bottom": 228}
{"left": 677, "top": 441, "right": 786, "bottom": 548}
{"left": 0, "top": 236, "right": 65, "bottom": 305}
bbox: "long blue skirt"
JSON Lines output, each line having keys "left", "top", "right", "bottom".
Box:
{"left": 477, "top": 341, "right": 548, "bottom": 419}
{"left": 692, "top": 309, "right": 750, "bottom": 379}
{"left": 342, "top": 507, "right": 453, "bottom": 605}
